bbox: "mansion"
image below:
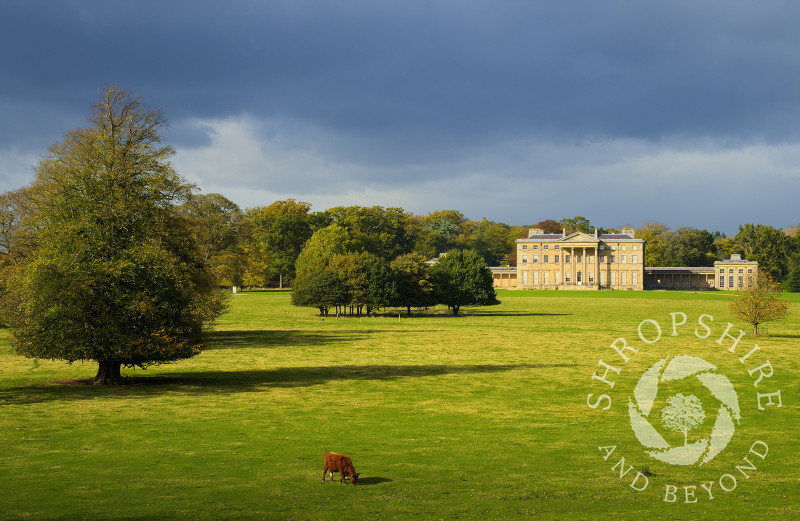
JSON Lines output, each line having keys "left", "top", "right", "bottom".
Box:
{"left": 491, "top": 228, "right": 757, "bottom": 291}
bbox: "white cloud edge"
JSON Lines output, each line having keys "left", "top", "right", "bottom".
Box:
{"left": 3, "top": 115, "right": 798, "bottom": 232}
{"left": 172, "top": 115, "right": 800, "bottom": 207}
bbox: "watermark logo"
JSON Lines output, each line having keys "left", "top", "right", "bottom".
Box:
{"left": 628, "top": 355, "right": 740, "bottom": 466}
{"left": 587, "top": 312, "right": 784, "bottom": 503}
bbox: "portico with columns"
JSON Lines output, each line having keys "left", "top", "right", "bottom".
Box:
{"left": 515, "top": 227, "right": 645, "bottom": 290}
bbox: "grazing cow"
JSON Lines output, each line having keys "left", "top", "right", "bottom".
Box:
{"left": 322, "top": 451, "right": 360, "bottom": 485}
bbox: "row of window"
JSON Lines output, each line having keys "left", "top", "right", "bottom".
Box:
{"left": 719, "top": 268, "right": 754, "bottom": 274}
{"left": 719, "top": 275, "right": 754, "bottom": 288}
{"left": 521, "top": 254, "right": 638, "bottom": 264}
{"left": 522, "top": 270, "right": 638, "bottom": 286}
{"left": 522, "top": 244, "right": 559, "bottom": 251}
{"left": 521, "top": 244, "right": 639, "bottom": 251}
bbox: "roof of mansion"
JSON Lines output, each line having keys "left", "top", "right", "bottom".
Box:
{"left": 519, "top": 232, "right": 638, "bottom": 242}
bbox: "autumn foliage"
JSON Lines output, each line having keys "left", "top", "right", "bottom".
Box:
{"left": 729, "top": 271, "right": 789, "bottom": 335}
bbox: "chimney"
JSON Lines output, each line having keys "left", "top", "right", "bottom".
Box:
{"left": 528, "top": 228, "right": 544, "bottom": 237}
{"left": 621, "top": 227, "right": 635, "bottom": 238}
{"left": 730, "top": 254, "right": 742, "bottom": 261}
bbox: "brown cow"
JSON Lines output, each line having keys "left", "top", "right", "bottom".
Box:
{"left": 322, "top": 451, "right": 360, "bottom": 485}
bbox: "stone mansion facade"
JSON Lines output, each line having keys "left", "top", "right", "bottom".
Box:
{"left": 491, "top": 228, "right": 757, "bottom": 291}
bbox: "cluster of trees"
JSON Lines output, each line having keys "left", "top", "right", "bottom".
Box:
{"left": 291, "top": 249, "right": 498, "bottom": 316}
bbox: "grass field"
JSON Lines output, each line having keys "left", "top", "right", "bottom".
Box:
{"left": 1, "top": 289, "right": 798, "bottom": 520}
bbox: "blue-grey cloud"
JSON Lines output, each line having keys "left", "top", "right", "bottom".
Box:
{"left": 6, "top": 1, "right": 800, "bottom": 140}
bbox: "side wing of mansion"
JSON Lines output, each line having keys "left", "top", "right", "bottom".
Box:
{"left": 491, "top": 227, "right": 757, "bottom": 291}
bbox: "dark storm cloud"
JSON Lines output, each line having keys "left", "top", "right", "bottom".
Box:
{"left": 6, "top": 1, "right": 800, "bottom": 144}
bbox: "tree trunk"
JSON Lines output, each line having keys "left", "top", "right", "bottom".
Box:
{"left": 94, "top": 361, "right": 122, "bottom": 385}
{"left": 407, "top": 305, "right": 412, "bottom": 317}
{"left": 279, "top": 273, "right": 284, "bottom": 289}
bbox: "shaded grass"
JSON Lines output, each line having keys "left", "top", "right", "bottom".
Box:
{"left": 0, "top": 290, "right": 798, "bottom": 520}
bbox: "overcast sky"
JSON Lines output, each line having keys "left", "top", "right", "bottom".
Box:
{"left": 2, "top": 1, "right": 800, "bottom": 235}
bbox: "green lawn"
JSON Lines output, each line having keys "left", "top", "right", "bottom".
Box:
{"left": 1, "top": 290, "right": 798, "bottom": 520}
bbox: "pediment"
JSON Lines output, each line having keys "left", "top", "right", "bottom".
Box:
{"left": 558, "top": 232, "right": 599, "bottom": 243}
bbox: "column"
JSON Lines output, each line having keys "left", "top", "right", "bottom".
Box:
{"left": 581, "top": 247, "right": 586, "bottom": 286}
{"left": 594, "top": 246, "right": 600, "bottom": 288}
{"left": 570, "top": 247, "right": 576, "bottom": 285}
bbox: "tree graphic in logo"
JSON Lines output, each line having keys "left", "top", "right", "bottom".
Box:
{"left": 661, "top": 393, "right": 705, "bottom": 447}
{"left": 628, "top": 355, "right": 740, "bottom": 466}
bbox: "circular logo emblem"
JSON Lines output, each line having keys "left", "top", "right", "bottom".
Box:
{"left": 628, "top": 355, "right": 741, "bottom": 466}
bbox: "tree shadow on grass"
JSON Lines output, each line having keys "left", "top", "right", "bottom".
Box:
{"left": 0, "top": 363, "right": 572, "bottom": 405}
{"left": 1, "top": 517, "right": 166, "bottom": 521}
{"left": 206, "top": 330, "right": 372, "bottom": 350}
{"left": 366, "top": 311, "right": 572, "bottom": 318}
{"left": 465, "top": 312, "right": 572, "bottom": 317}
{"left": 206, "top": 329, "right": 450, "bottom": 350}
{"left": 156, "top": 363, "right": 562, "bottom": 390}
{"left": 762, "top": 333, "right": 800, "bottom": 339}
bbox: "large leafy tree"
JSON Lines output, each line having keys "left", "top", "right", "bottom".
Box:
{"left": 412, "top": 210, "right": 467, "bottom": 257}
{"left": 534, "top": 219, "right": 562, "bottom": 234}
{"left": 246, "top": 199, "right": 317, "bottom": 288}
{"left": 291, "top": 269, "right": 347, "bottom": 316}
{"left": 784, "top": 256, "right": 800, "bottom": 293}
{"left": 559, "top": 216, "right": 592, "bottom": 234}
{"left": 391, "top": 252, "right": 435, "bottom": 316}
{"left": 179, "top": 193, "right": 244, "bottom": 288}
{"left": 327, "top": 205, "right": 413, "bottom": 260}
{"left": 5, "top": 86, "right": 224, "bottom": 385}
{"left": 431, "top": 249, "right": 499, "bottom": 315}
{"left": 636, "top": 221, "right": 671, "bottom": 267}
{"left": 734, "top": 224, "right": 795, "bottom": 280}
{"left": 714, "top": 235, "right": 736, "bottom": 260}
{"left": 469, "top": 219, "right": 513, "bottom": 266}
{"left": 0, "top": 188, "right": 35, "bottom": 262}
{"left": 0, "top": 188, "right": 37, "bottom": 325}
{"left": 327, "top": 251, "right": 395, "bottom": 315}
{"left": 328, "top": 252, "right": 372, "bottom": 315}
{"left": 364, "top": 255, "right": 397, "bottom": 314}
{"left": 663, "top": 227, "right": 717, "bottom": 267}
{"left": 294, "top": 224, "right": 362, "bottom": 280}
